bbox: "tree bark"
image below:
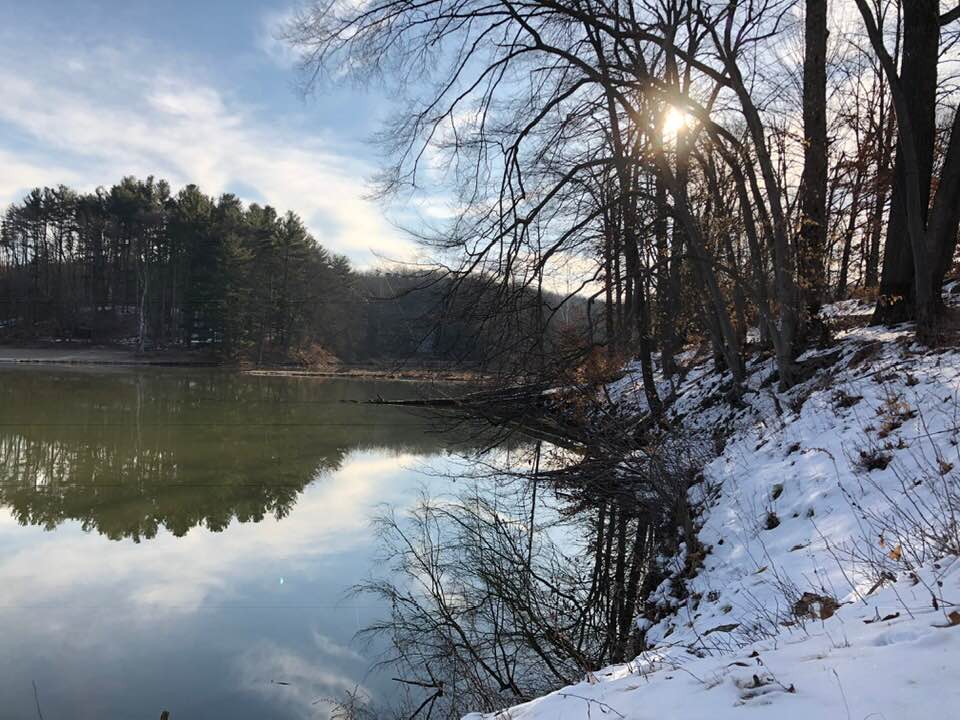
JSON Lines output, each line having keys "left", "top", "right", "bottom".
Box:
{"left": 836, "top": 166, "right": 864, "bottom": 298}
{"left": 798, "top": 0, "right": 829, "bottom": 315}
{"left": 654, "top": 174, "right": 678, "bottom": 377}
{"left": 872, "top": 0, "right": 939, "bottom": 324}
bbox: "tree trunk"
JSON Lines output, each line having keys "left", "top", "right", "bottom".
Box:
{"left": 929, "top": 106, "right": 960, "bottom": 299}
{"left": 873, "top": 0, "right": 939, "bottom": 324}
{"left": 137, "top": 262, "right": 148, "bottom": 354}
{"left": 864, "top": 137, "right": 890, "bottom": 289}
{"left": 603, "top": 214, "right": 615, "bottom": 355}
{"left": 836, "top": 167, "right": 864, "bottom": 298}
{"left": 654, "top": 175, "right": 678, "bottom": 377}
{"left": 798, "top": 0, "right": 829, "bottom": 316}
{"left": 615, "top": 520, "right": 647, "bottom": 663}
{"left": 609, "top": 507, "right": 628, "bottom": 663}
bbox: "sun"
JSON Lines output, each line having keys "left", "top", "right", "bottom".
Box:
{"left": 663, "top": 106, "right": 690, "bottom": 138}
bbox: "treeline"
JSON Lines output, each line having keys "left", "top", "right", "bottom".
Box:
{"left": 0, "top": 177, "right": 586, "bottom": 365}
{"left": 0, "top": 177, "right": 353, "bottom": 360}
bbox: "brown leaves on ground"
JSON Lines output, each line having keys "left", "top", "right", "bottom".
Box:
{"left": 793, "top": 592, "right": 840, "bottom": 621}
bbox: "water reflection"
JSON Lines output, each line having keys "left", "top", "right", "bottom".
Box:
{"left": 0, "top": 366, "right": 488, "bottom": 719}
{"left": 0, "top": 366, "right": 478, "bottom": 541}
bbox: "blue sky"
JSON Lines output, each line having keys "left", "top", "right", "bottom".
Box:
{"left": 0, "top": 0, "right": 434, "bottom": 265}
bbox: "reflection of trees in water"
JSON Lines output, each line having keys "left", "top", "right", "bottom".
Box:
{"left": 0, "top": 433, "right": 337, "bottom": 541}
{"left": 0, "top": 369, "right": 486, "bottom": 541}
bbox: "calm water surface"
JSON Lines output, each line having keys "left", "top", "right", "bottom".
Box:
{"left": 0, "top": 366, "right": 481, "bottom": 719}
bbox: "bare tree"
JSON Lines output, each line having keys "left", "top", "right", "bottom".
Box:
{"left": 855, "top": 0, "right": 960, "bottom": 333}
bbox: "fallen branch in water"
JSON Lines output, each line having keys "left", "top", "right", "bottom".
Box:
{"left": 32, "top": 681, "right": 44, "bottom": 720}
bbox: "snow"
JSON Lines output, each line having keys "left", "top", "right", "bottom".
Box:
{"left": 819, "top": 298, "right": 875, "bottom": 318}
{"left": 466, "top": 317, "right": 960, "bottom": 720}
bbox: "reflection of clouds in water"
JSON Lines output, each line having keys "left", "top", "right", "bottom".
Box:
{"left": 0, "top": 452, "right": 421, "bottom": 617}
{"left": 234, "top": 632, "right": 371, "bottom": 719}
{"left": 311, "top": 629, "right": 365, "bottom": 663}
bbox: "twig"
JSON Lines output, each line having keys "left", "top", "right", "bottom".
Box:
{"left": 32, "top": 680, "right": 44, "bottom": 720}
{"left": 406, "top": 688, "right": 442, "bottom": 720}
{"left": 558, "top": 692, "right": 625, "bottom": 718}
{"left": 832, "top": 668, "right": 851, "bottom": 720}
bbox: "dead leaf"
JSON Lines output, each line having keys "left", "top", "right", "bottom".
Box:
{"left": 862, "top": 608, "right": 898, "bottom": 624}
{"left": 932, "top": 611, "right": 960, "bottom": 629}
{"left": 888, "top": 544, "right": 902, "bottom": 561}
{"left": 793, "top": 592, "right": 840, "bottom": 620}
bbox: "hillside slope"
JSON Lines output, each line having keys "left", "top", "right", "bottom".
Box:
{"left": 468, "top": 305, "right": 960, "bottom": 719}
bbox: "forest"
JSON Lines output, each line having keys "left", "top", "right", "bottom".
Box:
{"left": 0, "top": 177, "right": 586, "bottom": 366}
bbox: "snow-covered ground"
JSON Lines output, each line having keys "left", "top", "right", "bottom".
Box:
{"left": 467, "top": 307, "right": 960, "bottom": 719}
{"left": 819, "top": 297, "right": 875, "bottom": 318}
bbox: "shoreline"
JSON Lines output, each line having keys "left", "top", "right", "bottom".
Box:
{"left": 242, "top": 368, "right": 481, "bottom": 383}
{"left": 0, "top": 345, "right": 482, "bottom": 382}
{"left": 0, "top": 346, "right": 215, "bottom": 367}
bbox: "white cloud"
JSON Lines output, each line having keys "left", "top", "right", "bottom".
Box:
{"left": 257, "top": 7, "right": 303, "bottom": 69}
{"left": 0, "top": 148, "right": 81, "bottom": 202}
{"left": 147, "top": 83, "right": 228, "bottom": 118}
{"left": 0, "top": 37, "right": 414, "bottom": 266}
{"left": 311, "top": 629, "right": 366, "bottom": 662}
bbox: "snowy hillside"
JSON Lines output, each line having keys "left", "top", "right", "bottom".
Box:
{"left": 467, "top": 309, "right": 960, "bottom": 719}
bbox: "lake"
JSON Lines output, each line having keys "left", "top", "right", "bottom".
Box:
{"left": 0, "top": 365, "right": 486, "bottom": 719}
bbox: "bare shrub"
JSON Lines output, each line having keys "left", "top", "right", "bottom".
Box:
{"left": 833, "top": 401, "right": 960, "bottom": 612}
{"left": 855, "top": 447, "right": 893, "bottom": 472}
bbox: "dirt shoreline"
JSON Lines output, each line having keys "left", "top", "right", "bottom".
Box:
{"left": 0, "top": 345, "right": 482, "bottom": 382}
{"left": 241, "top": 368, "right": 481, "bottom": 382}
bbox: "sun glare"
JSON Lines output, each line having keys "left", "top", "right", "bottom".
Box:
{"left": 663, "top": 106, "right": 690, "bottom": 138}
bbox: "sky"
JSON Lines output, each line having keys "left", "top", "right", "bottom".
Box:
{"left": 0, "top": 0, "right": 428, "bottom": 266}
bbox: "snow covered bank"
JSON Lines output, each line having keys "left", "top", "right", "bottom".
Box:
{"left": 467, "top": 314, "right": 960, "bottom": 719}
